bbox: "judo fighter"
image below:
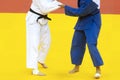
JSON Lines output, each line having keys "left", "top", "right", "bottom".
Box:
{"left": 60, "top": 0, "right": 104, "bottom": 78}
{"left": 26, "top": 0, "right": 62, "bottom": 76}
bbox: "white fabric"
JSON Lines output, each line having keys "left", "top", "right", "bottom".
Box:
{"left": 26, "top": 0, "right": 62, "bottom": 69}
{"left": 92, "top": 0, "right": 100, "bottom": 9}
{"left": 31, "top": 0, "right": 62, "bottom": 15}
{"left": 31, "top": 0, "right": 62, "bottom": 25}
{"left": 26, "top": 12, "right": 51, "bottom": 68}
{"left": 38, "top": 18, "right": 48, "bottom": 26}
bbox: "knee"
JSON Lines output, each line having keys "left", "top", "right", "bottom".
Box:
{"left": 72, "top": 41, "right": 86, "bottom": 48}
{"left": 87, "top": 42, "right": 97, "bottom": 48}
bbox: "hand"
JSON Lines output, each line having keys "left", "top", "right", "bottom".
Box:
{"left": 59, "top": 4, "right": 65, "bottom": 8}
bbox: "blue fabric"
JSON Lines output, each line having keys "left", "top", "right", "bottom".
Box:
{"left": 64, "top": 0, "right": 101, "bottom": 30}
{"left": 65, "top": 0, "right": 103, "bottom": 66}
{"left": 71, "top": 30, "right": 104, "bottom": 66}
{"left": 71, "top": 31, "right": 86, "bottom": 65}
{"left": 65, "top": 0, "right": 98, "bottom": 17}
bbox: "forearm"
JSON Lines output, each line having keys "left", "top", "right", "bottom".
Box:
{"left": 37, "top": 0, "right": 62, "bottom": 14}
{"left": 43, "top": 1, "right": 62, "bottom": 13}
{"left": 64, "top": 1, "right": 98, "bottom": 17}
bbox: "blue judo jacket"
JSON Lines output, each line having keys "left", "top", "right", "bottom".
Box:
{"left": 64, "top": 0, "right": 101, "bottom": 30}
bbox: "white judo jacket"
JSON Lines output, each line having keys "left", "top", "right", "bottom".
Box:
{"left": 26, "top": 0, "right": 62, "bottom": 69}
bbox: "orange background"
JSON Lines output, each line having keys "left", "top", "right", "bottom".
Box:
{"left": 0, "top": 1, "right": 120, "bottom": 80}
{"left": 0, "top": 0, "right": 120, "bottom": 14}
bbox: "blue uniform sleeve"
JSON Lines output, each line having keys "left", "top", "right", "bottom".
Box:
{"left": 64, "top": 1, "right": 98, "bottom": 17}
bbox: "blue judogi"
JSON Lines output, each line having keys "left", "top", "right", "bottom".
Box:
{"left": 64, "top": 0, "right": 103, "bottom": 66}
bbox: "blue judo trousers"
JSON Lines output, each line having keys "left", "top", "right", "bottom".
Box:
{"left": 64, "top": 0, "right": 103, "bottom": 67}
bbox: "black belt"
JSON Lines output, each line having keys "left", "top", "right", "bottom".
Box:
{"left": 29, "top": 8, "right": 51, "bottom": 22}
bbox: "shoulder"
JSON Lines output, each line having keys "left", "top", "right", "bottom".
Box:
{"left": 80, "top": 0, "right": 92, "bottom": 4}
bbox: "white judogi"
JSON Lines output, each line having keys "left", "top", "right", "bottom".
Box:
{"left": 26, "top": 0, "right": 62, "bottom": 69}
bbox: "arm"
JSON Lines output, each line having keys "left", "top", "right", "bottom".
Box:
{"left": 64, "top": 1, "right": 98, "bottom": 17}
{"left": 35, "top": 0, "right": 62, "bottom": 14}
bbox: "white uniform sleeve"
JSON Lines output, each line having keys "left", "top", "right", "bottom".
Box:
{"left": 35, "top": 0, "right": 62, "bottom": 14}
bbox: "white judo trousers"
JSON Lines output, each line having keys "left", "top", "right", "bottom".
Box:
{"left": 26, "top": 0, "right": 62, "bottom": 69}
{"left": 26, "top": 12, "right": 50, "bottom": 69}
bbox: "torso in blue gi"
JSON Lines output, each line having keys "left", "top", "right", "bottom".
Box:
{"left": 64, "top": 0, "right": 101, "bottom": 30}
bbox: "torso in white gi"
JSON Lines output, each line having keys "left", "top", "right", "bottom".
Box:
{"left": 26, "top": 0, "right": 62, "bottom": 69}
